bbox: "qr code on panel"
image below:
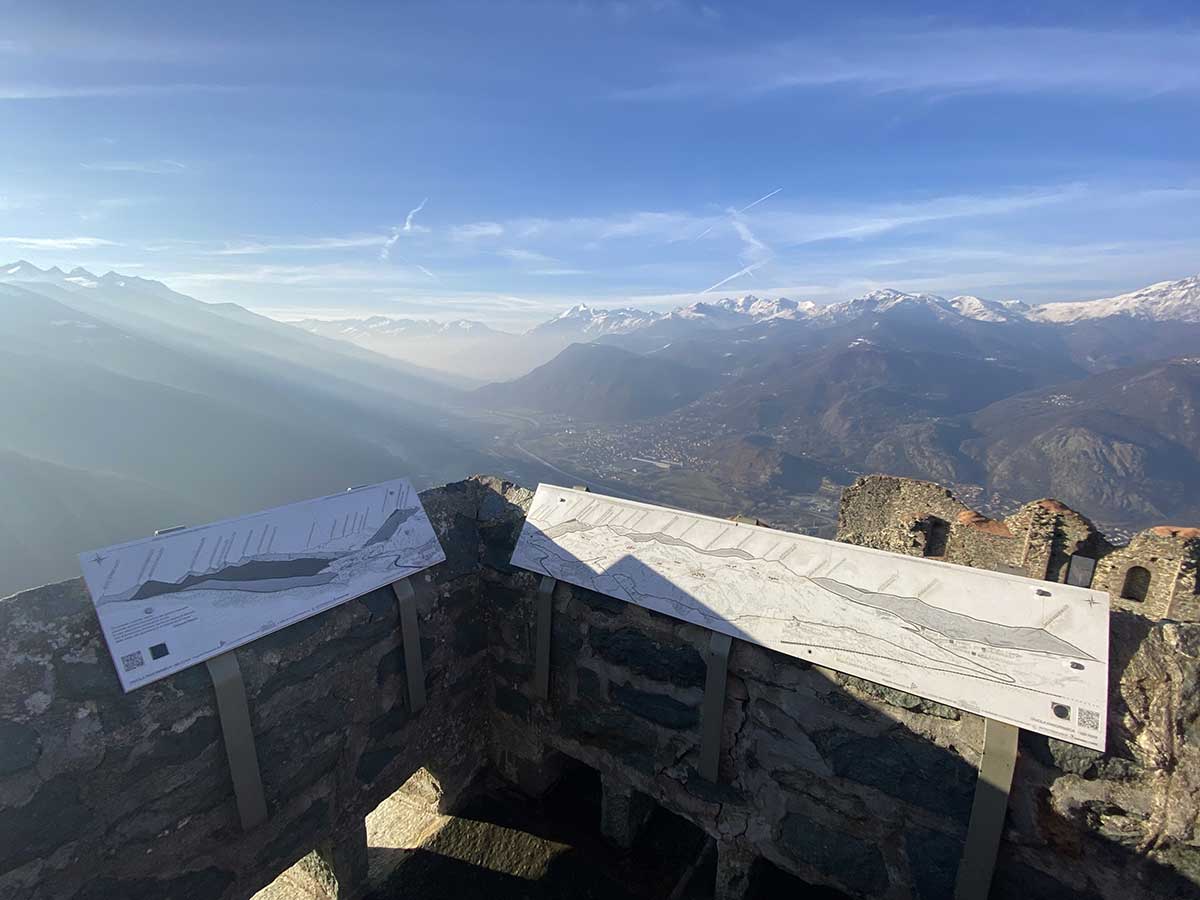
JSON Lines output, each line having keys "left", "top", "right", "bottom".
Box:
{"left": 121, "top": 650, "right": 145, "bottom": 672}
{"left": 1078, "top": 708, "right": 1100, "bottom": 730}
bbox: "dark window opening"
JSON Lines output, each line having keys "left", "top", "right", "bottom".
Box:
{"left": 629, "top": 804, "right": 710, "bottom": 898}
{"left": 538, "top": 758, "right": 603, "bottom": 835}
{"left": 1121, "top": 566, "right": 1151, "bottom": 602}
{"left": 922, "top": 516, "right": 951, "bottom": 558}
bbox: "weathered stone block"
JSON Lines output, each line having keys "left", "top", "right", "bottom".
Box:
{"left": 0, "top": 776, "right": 88, "bottom": 872}
{"left": 559, "top": 704, "right": 657, "bottom": 756}
{"left": 904, "top": 826, "right": 962, "bottom": 900}
{"left": 0, "top": 719, "right": 40, "bottom": 775}
{"left": 135, "top": 714, "right": 221, "bottom": 768}
{"left": 75, "top": 867, "right": 236, "bottom": 900}
{"left": 588, "top": 626, "right": 705, "bottom": 687}
{"left": 777, "top": 810, "right": 889, "bottom": 895}
{"left": 812, "top": 728, "right": 975, "bottom": 820}
{"left": 836, "top": 673, "right": 961, "bottom": 720}
{"left": 611, "top": 683, "right": 699, "bottom": 730}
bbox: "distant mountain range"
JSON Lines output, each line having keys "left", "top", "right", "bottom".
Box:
{"left": 6, "top": 260, "right": 1199, "bottom": 591}
{"left": 459, "top": 275, "right": 1200, "bottom": 531}
{"left": 296, "top": 276, "right": 1200, "bottom": 382}
{"left": 0, "top": 261, "right": 497, "bottom": 595}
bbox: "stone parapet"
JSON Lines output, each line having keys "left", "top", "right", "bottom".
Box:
{"left": 2, "top": 475, "right": 1198, "bottom": 899}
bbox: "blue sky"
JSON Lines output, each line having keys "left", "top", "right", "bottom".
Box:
{"left": 2, "top": 1, "right": 1198, "bottom": 328}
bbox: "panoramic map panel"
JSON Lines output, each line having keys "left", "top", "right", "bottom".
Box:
{"left": 513, "top": 485, "right": 1110, "bottom": 750}
{"left": 80, "top": 478, "right": 444, "bottom": 691}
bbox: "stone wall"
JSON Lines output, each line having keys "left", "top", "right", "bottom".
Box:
{"left": 3, "top": 475, "right": 1199, "bottom": 899}
{"left": 483, "top": 479, "right": 1200, "bottom": 899}
{"left": 0, "top": 481, "right": 492, "bottom": 900}
{"left": 838, "top": 475, "right": 1199, "bottom": 622}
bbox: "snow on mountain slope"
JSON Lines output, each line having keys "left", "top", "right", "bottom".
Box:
{"left": 1029, "top": 275, "right": 1200, "bottom": 324}
{"left": 671, "top": 295, "right": 818, "bottom": 325}
{"left": 946, "top": 295, "right": 1027, "bottom": 323}
{"left": 1, "top": 260, "right": 81, "bottom": 286}
{"left": 527, "top": 303, "right": 661, "bottom": 336}
{"left": 828, "top": 289, "right": 1022, "bottom": 323}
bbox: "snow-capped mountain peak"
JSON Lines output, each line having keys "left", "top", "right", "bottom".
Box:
{"left": 667, "top": 294, "right": 818, "bottom": 326}
{"left": 528, "top": 303, "right": 660, "bottom": 336}
{"left": 1029, "top": 275, "right": 1200, "bottom": 324}
{"left": 0, "top": 260, "right": 104, "bottom": 289}
{"left": 3, "top": 260, "right": 41, "bottom": 277}
{"left": 945, "top": 295, "right": 1026, "bottom": 323}
{"left": 829, "top": 288, "right": 1026, "bottom": 324}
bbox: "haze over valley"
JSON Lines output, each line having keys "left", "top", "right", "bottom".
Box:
{"left": 5, "top": 260, "right": 1199, "bottom": 595}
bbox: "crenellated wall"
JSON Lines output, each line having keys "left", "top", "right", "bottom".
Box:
{"left": 2, "top": 476, "right": 1198, "bottom": 900}
{"left": 837, "top": 475, "right": 1200, "bottom": 622}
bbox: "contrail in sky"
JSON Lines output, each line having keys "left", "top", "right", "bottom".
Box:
{"left": 737, "top": 187, "right": 782, "bottom": 214}
{"left": 700, "top": 258, "right": 772, "bottom": 294}
{"left": 692, "top": 187, "right": 782, "bottom": 240}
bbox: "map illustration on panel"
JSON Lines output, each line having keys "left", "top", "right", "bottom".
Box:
{"left": 512, "top": 485, "right": 1109, "bottom": 750}
{"left": 80, "top": 478, "right": 445, "bottom": 692}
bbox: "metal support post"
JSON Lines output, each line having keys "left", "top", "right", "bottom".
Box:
{"left": 206, "top": 651, "right": 268, "bottom": 831}
{"left": 391, "top": 578, "right": 426, "bottom": 712}
{"left": 534, "top": 575, "right": 556, "bottom": 699}
{"left": 700, "top": 631, "right": 734, "bottom": 781}
{"left": 954, "top": 718, "right": 1020, "bottom": 900}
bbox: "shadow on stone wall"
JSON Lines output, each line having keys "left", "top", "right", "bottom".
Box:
{"left": 2, "top": 476, "right": 1197, "bottom": 900}
{"left": 480, "top": 482, "right": 1200, "bottom": 899}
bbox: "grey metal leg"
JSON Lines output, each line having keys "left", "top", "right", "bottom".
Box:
{"left": 700, "top": 631, "right": 733, "bottom": 781}
{"left": 391, "top": 578, "right": 426, "bottom": 712}
{"left": 205, "top": 651, "right": 268, "bottom": 831}
{"left": 534, "top": 575, "right": 556, "bottom": 699}
{"left": 954, "top": 718, "right": 1020, "bottom": 900}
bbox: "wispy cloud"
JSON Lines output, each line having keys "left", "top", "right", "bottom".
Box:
{"left": 81, "top": 160, "right": 187, "bottom": 175}
{"left": 381, "top": 199, "right": 432, "bottom": 261}
{"left": 498, "top": 248, "right": 558, "bottom": 264}
{"left": 403, "top": 198, "right": 428, "bottom": 232}
{"left": 616, "top": 28, "right": 1200, "bottom": 101}
{"left": 0, "top": 235, "right": 118, "bottom": 250}
{"left": 0, "top": 83, "right": 244, "bottom": 101}
{"left": 166, "top": 262, "right": 433, "bottom": 289}
{"left": 451, "top": 221, "right": 505, "bottom": 241}
{"left": 764, "top": 184, "right": 1088, "bottom": 245}
{"left": 214, "top": 235, "right": 387, "bottom": 256}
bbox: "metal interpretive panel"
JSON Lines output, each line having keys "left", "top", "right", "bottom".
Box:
{"left": 80, "top": 478, "right": 445, "bottom": 692}
{"left": 511, "top": 485, "right": 1110, "bottom": 750}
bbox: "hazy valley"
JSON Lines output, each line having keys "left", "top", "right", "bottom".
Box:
{"left": 303, "top": 274, "right": 1200, "bottom": 540}
{"left": 5, "top": 261, "right": 1200, "bottom": 595}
